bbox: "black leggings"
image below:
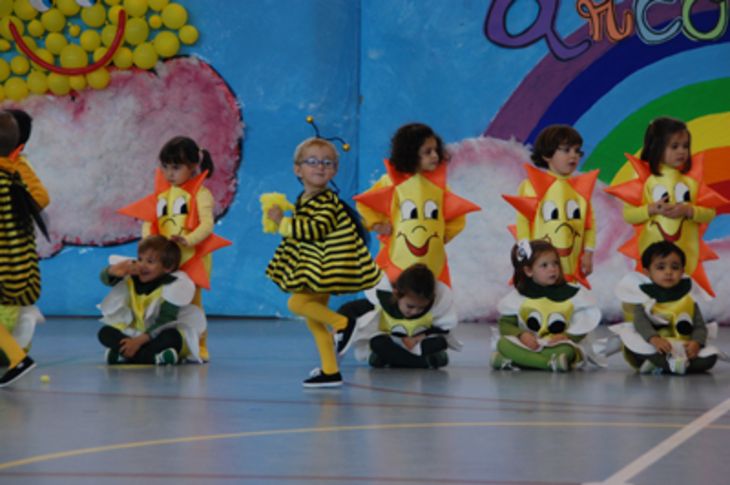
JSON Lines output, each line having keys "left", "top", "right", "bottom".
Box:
{"left": 98, "top": 326, "right": 182, "bottom": 364}
{"left": 370, "top": 334, "right": 447, "bottom": 368}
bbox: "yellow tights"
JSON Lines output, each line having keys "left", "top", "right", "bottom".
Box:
{"left": 288, "top": 293, "right": 347, "bottom": 375}
{"left": 0, "top": 325, "right": 25, "bottom": 367}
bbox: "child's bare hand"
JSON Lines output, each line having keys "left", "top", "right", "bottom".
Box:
{"left": 372, "top": 222, "right": 392, "bottom": 236}
{"left": 119, "top": 334, "right": 150, "bottom": 358}
{"left": 649, "top": 336, "right": 672, "bottom": 354}
{"left": 170, "top": 235, "right": 189, "bottom": 246}
{"left": 580, "top": 252, "right": 593, "bottom": 276}
{"left": 108, "top": 259, "right": 137, "bottom": 277}
{"left": 685, "top": 340, "right": 701, "bottom": 359}
{"left": 401, "top": 335, "right": 425, "bottom": 351}
{"left": 662, "top": 203, "right": 692, "bottom": 219}
{"left": 549, "top": 333, "right": 570, "bottom": 343}
{"left": 519, "top": 332, "right": 540, "bottom": 350}
{"left": 267, "top": 205, "right": 284, "bottom": 225}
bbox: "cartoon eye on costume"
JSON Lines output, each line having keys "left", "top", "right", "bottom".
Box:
{"left": 565, "top": 199, "right": 580, "bottom": 220}
{"left": 172, "top": 196, "right": 189, "bottom": 215}
{"left": 675, "top": 183, "right": 691, "bottom": 203}
{"left": 31, "top": 0, "right": 93, "bottom": 11}
{"left": 390, "top": 325, "right": 409, "bottom": 337}
{"left": 526, "top": 311, "right": 542, "bottom": 332}
{"left": 424, "top": 200, "right": 439, "bottom": 220}
{"left": 652, "top": 185, "right": 669, "bottom": 203}
{"left": 541, "top": 200, "right": 559, "bottom": 222}
{"left": 156, "top": 199, "right": 168, "bottom": 218}
{"left": 675, "top": 313, "right": 693, "bottom": 335}
{"left": 400, "top": 200, "right": 418, "bottom": 220}
{"left": 547, "top": 313, "right": 567, "bottom": 334}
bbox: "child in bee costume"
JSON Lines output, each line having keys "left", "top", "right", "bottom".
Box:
{"left": 492, "top": 240, "right": 601, "bottom": 372}
{"left": 337, "top": 264, "right": 460, "bottom": 369}
{"left": 610, "top": 241, "right": 723, "bottom": 375}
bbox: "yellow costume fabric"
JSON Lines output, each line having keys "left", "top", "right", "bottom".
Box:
{"left": 288, "top": 293, "right": 347, "bottom": 374}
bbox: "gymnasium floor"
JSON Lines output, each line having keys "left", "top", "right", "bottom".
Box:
{"left": 1, "top": 318, "right": 730, "bottom": 485}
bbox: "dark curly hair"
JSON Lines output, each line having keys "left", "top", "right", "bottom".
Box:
{"left": 530, "top": 125, "right": 583, "bottom": 169}
{"left": 159, "top": 136, "right": 215, "bottom": 178}
{"left": 389, "top": 123, "right": 446, "bottom": 174}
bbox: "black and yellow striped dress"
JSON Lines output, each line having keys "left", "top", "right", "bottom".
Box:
{"left": 266, "top": 189, "right": 381, "bottom": 294}
{"left": 0, "top": 169, "right": 40, "bottom": 306}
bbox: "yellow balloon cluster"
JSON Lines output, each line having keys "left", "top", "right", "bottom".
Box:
{"left": 0, "top": 0, "right": 199, "bottom": 100}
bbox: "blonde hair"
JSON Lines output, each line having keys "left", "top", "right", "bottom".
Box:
{"left": 293, "top": 137, "right": 339, "bottom": 164}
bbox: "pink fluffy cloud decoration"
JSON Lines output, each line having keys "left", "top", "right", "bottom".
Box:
{"left": 443, "top": 136, "right": 730, "bottom": 323}
{"left": 8, "top": 57, "right": 243, "bottom": 258}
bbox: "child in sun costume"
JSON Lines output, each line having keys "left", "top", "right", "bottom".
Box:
{"left": 503, "top": 125, "right": 598, "bottom": 288}
{"left": 118, "top": 136, "right": 231, "bottom": 361}
{"left": 610, "top": 242, "right": 722, "bottom": 375}
{"left": 354, "top": 123, "right": 480, "bottom": 286}
{"left": 492, "top": 240, "right": 601, "bottom": 372}
{"left": 337, "top": 263, "right": 460, "bottom": 369}
{"left": 264, "top": 134, "right": 381, "bottom": 388}
{"left": 98, "top": 236, "right": 207, "bottom": 365}
{"left": 0, "top": 110, "right": 49, "bottom": 387}
{"left": 605, "top": 117, "right": 727, "bottom": 297}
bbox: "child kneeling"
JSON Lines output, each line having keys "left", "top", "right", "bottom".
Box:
{"left": 97, "top": 236, "right": 207, "bottom": 365}
{"left": 338, "top": 264, "right": 460, "bottom": 369}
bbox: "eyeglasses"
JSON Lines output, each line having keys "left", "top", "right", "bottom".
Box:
{"left": 297, "top": 157, "right": 337, "bottom": 169}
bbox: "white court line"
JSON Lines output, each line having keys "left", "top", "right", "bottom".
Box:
{"left": 585, "top": 397, "right": 730, "bottom": 485}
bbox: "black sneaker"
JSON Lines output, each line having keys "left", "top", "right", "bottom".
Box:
{"left": 302, "top": 368, "right": 343, "bottom": 388}
{"left": 336, "top": 316, "right": 357, "bottom": 356}
{"left": 426, "top": 351, "right": 449, "bottom": 369}
{"left": 105, "top": 349, "right": 123, "bottom": 365}
{"left": 0, "top": 356, "right": 36, "bottom": 388}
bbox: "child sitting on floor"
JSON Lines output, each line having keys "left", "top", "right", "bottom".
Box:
{"left": 97, "top": 235, "right": 207, "bottom": 365}
{"left": 338, "top": 264, "right": 460, "bottom": 369}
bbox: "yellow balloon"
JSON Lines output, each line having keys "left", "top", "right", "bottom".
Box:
{"left": 60, "top": 44, "right": 88, "bottom": 68}
{"left": 27, "top": 71, "right": 48, "bottom": 94}
{"left": 179, "top": 25, "right": 198, "bottom": 45}
{"left": 14, "top": 0, "right": 38, "bottom": 21}
{"left": 87, "top": 67, "right": 110, "bottom": 89}
{"left": 101, "top": 24, "right": 117, "bottom": 47}
{"left": 125, "top": 18, "right": 149, "bottom": 46}
{"left": 0, "top": 59, "right": 9, "bottom": 81}
{"left": 81, "top": 4, "right": 106, "bottom": 28}
{"left": 161, "top": 3, "right": 187, "bottom": 30}
{"left": 5, "top": 77, "right": 28, "bottom": 100}
{"left": 27, "top": 19, "right": 44, "bottom": 38}
{"left": 45, "top": 33, "right": 68, "bottom": 55}
{"left": 69, "top": 25, "right": 81, "bottom": 37}
{"left": 124, "top": 0, "right": 148, "bottom": 18}
{"left": 80, "top": 30, "right": 101, "bottom": 51}
{"left": 112, "top": 46, "right": 133, "bottom": 68}
{"left": 104, "top": 0, "right": 122, "bottom": 5}
{"left": 47, "top": 72, "right": 71, "bottom": 95}
{"left": 19, "top": 35, "right": 37, "bottom": 50}
{"left": 10, "top": 56, "right": 30, "bottom": 75}
{"left": 107, "top": 5, "right": 122, "bottom": 24}
{"left": 41, "top": 9, "right": 66, "bottom": 33}
{"left": 69, "top": 75, "right": 86, "bottom": 91}
{"left": 0, "top": 0, "right": 12, "bottom": 17}
{"left": 148, "top": 15, "right": 162, "bottom": 29}
{"left": 92, "top": 47, "right": 107, "bottom": 62}
{"left": 0, "top": 39, "right": 9, "bottom": 51}
{"left": 30, "top": 48, "right": 54, "bottom": 71}
{"left": 132, "top": 42, "right": 157, "bottom": 69}
{"left": 148, "top": 0, "right": 169, "bottom": 11}
{"left": 0, "top": 17, "right": 24, "bottom": 41}
{"left": 57, "top": 0, "right": 81, "bottom": 17}
{"left": 153, "top": 31, "right": 179, "bottom": 58}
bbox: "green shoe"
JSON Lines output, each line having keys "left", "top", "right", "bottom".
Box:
{"left": 154, "top": 348, "right": 178, "bottom": 366}
{"left": 490, "top": 351, "right": 516, "bottom": 371}
{"left": 368, "top": 353, "right": 386, "bottom": 368}
{"left": 426, "top": 351, "right": 449, "bottom": 369}
{"left": 105, "top": 349, "right": 123, "bottom": 365}
{"left": 548, "top": 353, "right": 570, "bottom": 373}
